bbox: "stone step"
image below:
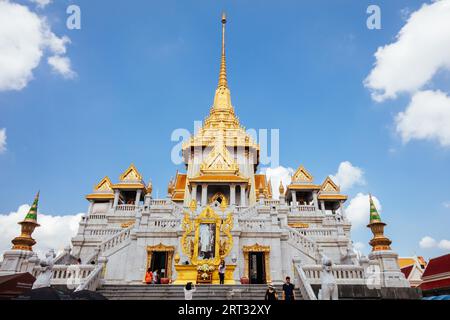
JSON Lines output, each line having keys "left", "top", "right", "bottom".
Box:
{"left": 97, "top": 284, "right": 302, "bottom": 300}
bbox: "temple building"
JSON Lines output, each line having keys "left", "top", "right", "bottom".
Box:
{"left": 0, "top": 14, "right": 414, "bottom": 299}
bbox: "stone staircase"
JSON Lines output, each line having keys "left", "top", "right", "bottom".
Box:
{"left": 97, "top": 284, "right": 302, "bottom": 300}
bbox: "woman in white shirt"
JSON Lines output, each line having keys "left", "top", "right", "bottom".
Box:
{"left": 184, "top": 282, "right": 196, "bottom": 300}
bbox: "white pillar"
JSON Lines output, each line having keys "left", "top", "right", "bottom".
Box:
{"left": 113, "top": 190, "right": 120, "bottom": 208}
{"left": 135, "top": 189, "right": 142, "bottom": 205}
{"left": 230, "top": 184, "right": 236, "bottom": 206}
{"left": 339, "top": 200, "right": 345, "bottom": 216}
{"left": 201, "top": 184, "right": 208, "bottom": 206}
{"left": 291, "top": 190, "right": 297, "bottom": 206}
{"left": 240, "top": 185, "right": 246, "bottom": 207}
{"left": 192, "top": 184, "right": 197, "bottom": 202}
{"left": 313, "top": 191, "right": 319, "bottom": 211}
{"left": 320, "top": 200, "right": 325, "bottom": 214}
{"left": 87, "top": 200, "right": 94, "bottom": 215}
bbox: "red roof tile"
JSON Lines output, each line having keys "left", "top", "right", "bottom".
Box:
{"left": 422, "top": 254, "right": 450, "bottom": 278}
{"left": 401, "top": 265, "right": 413, "bottom": 278}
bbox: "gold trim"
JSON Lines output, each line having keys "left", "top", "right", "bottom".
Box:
{"left": 145, "top": 243, "right": 175, "bottom": 281}
{"left": 243, "top": 243, "right": 271, "bottom": 283}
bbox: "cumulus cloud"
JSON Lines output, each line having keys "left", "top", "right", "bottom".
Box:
{"left": 330, "top": 161, "right": 365, "bottom": 191}
{"left": 0, "top": 204, "right": 83, "bottom": 261}
{"left": 419, "top": 236, "right": 450, "bottom": 251}
{"left": 438, "top": 239, "right": 450, "bottom": 250}
{"left": 345, "top": 193, "right": 382, "bottom": 229}
{"left": 29, "top": 0, "right": 52, "bottom": 8}
{"left": 0, "top": 128, "right": 6, "bottom": 153}
{"left": 261, "top": 166, "right": 294, "bottom": 199}
{"left": 419, "top": 236, "right": 437, "bottom": 249}
{"left": 48, "top": 55, "right": 76, "bottom": 79}
{"left": 364, "top": 0, "right": 450, "bottom": 102}
{"left": 0, "top": 0, "right": 74, "bottom": 91}
{"left": 395, "top": 90, "right": 450, "bottom": 147}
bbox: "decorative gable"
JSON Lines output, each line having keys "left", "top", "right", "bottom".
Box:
{"left": 95, "top": 176, "right": 113, "bottom": 192}
{"left": 321, "top": 177, "right": 340, "bottom": 193}
{"left": 119, "top": 163, "right": 142, "bottom": 181}
{"left": 292, "top": 165, "right": 313, "bottom": 183}
{"left": 200, "top": 134, "right": 239, "bottom": 175}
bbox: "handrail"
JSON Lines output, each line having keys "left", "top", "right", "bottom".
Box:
{"left": 286, "top": 226, "right": 318, "bottom": 260}
{"left": 238, "top": 204, "right": 258, "bottom": 219}
{"left": 84, "top": 225, "right": 133, "bottom": 263}
{"left": 293, "top": 262, "right": 317, "bottom": 300}
{"left": 74, "top": 262, "right": 104, "bottom": 292}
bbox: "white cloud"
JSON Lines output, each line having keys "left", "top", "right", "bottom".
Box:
{"left": 330, "top": 161, "right": 365, "bottom": 191}
{"left": 29, "top": 0, "right": 52, "bottom": 8}
{"left": 438, "top": 239, "right": 450, "bottom": 250}
{"left": 0, "top": 128, "right": 6, "bottom": 153}
{"left": 396, "top": 90, "right": 450, "bottom": 147}
{"left": 345, "top": 193, "right": 382, "bottom": 229}
{"left": 364, "top": 0, "right": 450, "bottom": 102}
{"left": 261, "top": 166, "right": 294, "bottom": 199}
{"left": 0, "top": 0, "right": 74, "bottom": 91}
{"left": 353, "top": 242, "right": 366, "bottom": 252}
{"left": 419, "top": 236, "right": 437, "bottom": 249}
{"left": 48, "top": 55, "right": 76, "bottom": 79}
{"left": 0, "top": 204, "right": 83, "bottom": 260}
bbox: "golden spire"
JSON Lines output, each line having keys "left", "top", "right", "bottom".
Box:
{"left": 11, "top": 192, "right": 41, "bottom": 251}
{"left": 279, "top": 180, "right": 285, "bottom": 196}
{"left": 367, "top": 194, "right": 392, "bottom": 252}
{"left": 218, "top": 12, "right": 228, "bottom": 88}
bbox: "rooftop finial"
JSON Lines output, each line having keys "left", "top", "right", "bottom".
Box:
{"left": 218, "top": 12, "right": 228, "bottom": 88}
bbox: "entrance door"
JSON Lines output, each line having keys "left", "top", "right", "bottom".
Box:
{"left": 151, "top": 252, "right": 168, "bottom": 278}
{"left": 249, "top": 252, "right": 266, "bottom": 284}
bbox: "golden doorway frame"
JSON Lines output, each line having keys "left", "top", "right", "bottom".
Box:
{"left": 145, "top": 243, "right": 175, "bottom": 281}
{"left": 243, "top": 243, "right": 271, "bottom": 283}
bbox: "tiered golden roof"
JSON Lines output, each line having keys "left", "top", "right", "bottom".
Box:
{"left": 182, "top": 13, "right": 259, "bottom": 165}
{"left": 287, "top": 166, "right": 321, "bottom": 190}
{"left": 113, "top": 163, "right": 146, "bottom": 190}
{"left": 318, "top": 177, "right": 348, "bottom": 200}
{"left": 86, "top": 176, "right": 115, "bottom": 200}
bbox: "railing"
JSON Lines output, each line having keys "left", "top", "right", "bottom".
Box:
{"left": 149, "top": 199, "right": 170, "bottom": 206}
{"left": 74, "top": 262, "right": 104, "bottom": 292}
{"left": 88, "top": 214, "right": 106, "bottom": 220}
{"left": 148, "top": 218, "right": 180, "bottom": 231}
{"left": 293, "top": 262, "right": 317, "bottom": 300}
{"left": 264, "top": 199, "right": 280, "bottom": 207}
{"left": 239, "top": 218, "right": 270, "bottom": 232}
{"left": 238, "top": 204, "right": 258, "bottom": 219}
{"left": 99, "top": 227, "right": 132, "bottom": 253}
{"left": 290, "top": 205, "right": 317, "bottom": 214}
{"left": 298, "top": 228, "right": 337, "bottom": 238}
{"left": 86, "top": 228, "right": 122, "bottom": 237}
{"left": 287, "top": 226, "right": 318, "bottom": 260}
{"left": 302, "top": 264, "right": 366, "bottom": 285}
{"left": 114, "top": 204, "right": 137, "bottom": 212}
{"left": 32, "top": 265, "right": 96, "bottom": 286}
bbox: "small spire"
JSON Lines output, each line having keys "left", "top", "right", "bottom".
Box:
{"left": 24, "top": 191, "right": 40, "bottom": 222}
{"left": 279, "top": 180, "right": 285, "bottom": 196}
{"left": 218, "top": 12, "right": 228, "bottom": 88}
{"left": 369, "top": 194, "right": 381, "bottom": 223}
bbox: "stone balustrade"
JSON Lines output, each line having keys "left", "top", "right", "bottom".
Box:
{"left": 32, "top": 264, "right": 96, "bottom": 286}
{"left": 287, "top": 226, "right": 318, "bottom": 260}
{"left": 86, "top": 228, "right": 122, "bottom": 237}
{"left": 298, "top": 228, "right": 337, "bottom": 238}
{"left": 147, "top": 218, "right": 180, "bottom": 231}
{"left": 264, "top": 199, "right": 280, "bottom": 207}
{"left": 99, "top": 227, "right": 132, "bottom": 253}
{"left": 302, "top": 264, "right": 366, "bottom": 285}
{"left": 239, "top": 218, "right": 271, "bottom": 231}
{"left": 289, "top": 205, "right": 317, "bottom": 214}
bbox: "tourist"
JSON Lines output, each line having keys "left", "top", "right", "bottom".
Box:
{"left": 218, "top": 260, "right": 226, "bottom": 285}
{"left": 153, "top": 269, "right": 159, "bottom": 284}
{"left": 265, "top": 284, "right": 278, "bottom": 300}
{"left": 184, "top": 282, "right": 196, "bottom": 300}
{"left": 282, "top": 276, "right": 295, "bottom": 300}
{"left": 145, "top": 267, "right": 153, "bottom": 284}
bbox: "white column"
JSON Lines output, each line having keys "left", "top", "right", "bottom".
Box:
{"left": 135, "top": 189, "right": 142, "bottom": 205}
{"left": 313, "top": 191, "right": 319, "bottom": 210}
{"left": 87, "top": 200, "right": 94, "bottom": 215}
{"left": 240, "top": 185, "right": 246, "bottom": 207}
{"left": 230, "top": 184, "right": 236, "bottom": 206}
{"left": 201, "top": 184, "right": 208, "bottom": 206}
{"left": 339, "top": 200, "right": 345, "bottom": 216}
{"left": 192, "top": 184, "right": 197, "bottom": 202}
{"left": 113, "top": 190, "right": 120, "bottom": 208}
{"left": 291, "top": 190, "right": 297, "bottom": 206}
{"left": 320, "top": 200, "right": 325, "bottom": 214}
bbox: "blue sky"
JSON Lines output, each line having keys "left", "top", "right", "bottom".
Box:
{"left": 0, "top": 0, "right": 449, "bottom": 259}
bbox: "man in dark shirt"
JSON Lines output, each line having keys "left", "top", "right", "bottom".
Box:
{"left": 282, "top": 276, "right": 295, "bottom": 300}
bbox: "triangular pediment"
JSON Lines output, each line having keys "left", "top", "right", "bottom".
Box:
{"left": 95, "top": 176, "right": 113, "bottom": 192}
{"left": 292, "top": 165, "right": 313, "bottom": 183}
{"left": 200, "top": 134, "right": 239, "bottom": 175}
{"left": 119, "top": 164, "right": 142, "bottom": 181}
{"left": 321, "top": 177, "right": 340, "bottom": 193}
